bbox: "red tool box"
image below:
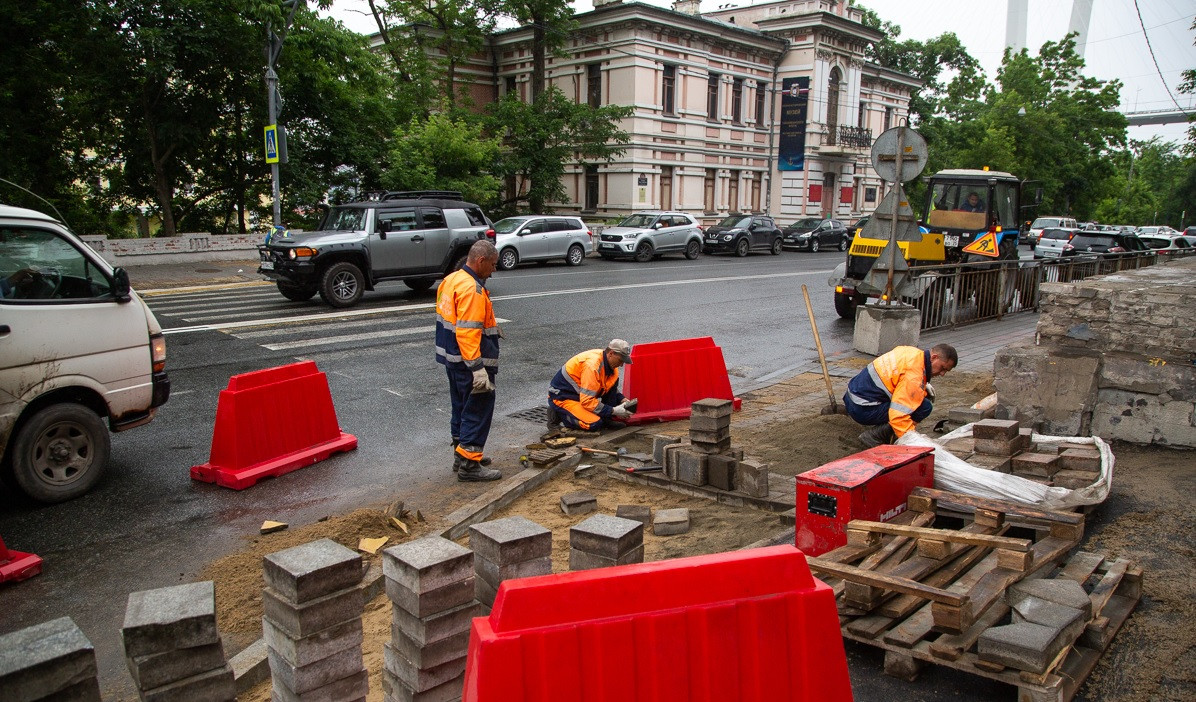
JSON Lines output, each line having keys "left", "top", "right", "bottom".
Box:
{"left": 795, "top": 445, "right": 935, "bottom": 556}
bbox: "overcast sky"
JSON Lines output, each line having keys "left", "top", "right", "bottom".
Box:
{"left": 325, "top": 0, "right": 1195, "bottom": 145}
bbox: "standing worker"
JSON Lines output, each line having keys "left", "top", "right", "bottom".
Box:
{"left": 547, "top": 340, "right": 637, "bottom": 432}
{"left": 844, "top": 344, "right": 957, "bottom": 447}
{"left": 435, "top": 240, "right": 503, "bottom": 482}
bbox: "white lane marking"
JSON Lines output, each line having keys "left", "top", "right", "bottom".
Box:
{"left": 149, "top": 291, "right": 281, "bottom": 310}
{"left": 161, "top": 301, "right": 437, "bottom": 334}
{"left": 182, "top": 306, "right": 324, "bottom": 322}
{"left": 383, "top": 388, "right": 404, "bottom": 397}
{"left": 261, "top": 318, "right": 511, "bottom": 351}
{"left": 170, "top": 389, "right": 195, "bottom": 396}
{"left": 138, "top": 280, "right": 272, "bottom": 297}
{"left": 488, "top": 268, "right": 837, "bottom": 303}
{"left": 233, "top": 314, "right": 426, "bottom": 339}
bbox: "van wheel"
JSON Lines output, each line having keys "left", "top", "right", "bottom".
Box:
{"left": 770, "top": 238, "right": 783, "bottom": 255}
{"left": 10, "top": 404, "right": 110, "bottom": 503}
{"left": 684, "top": 240, "right": 701, "bottom": 260}
{"left": 633, "top": 242, "right": 654, "bottom": 262}
{"left": 834, "top": 291, "right": 865, "bottom": 320}
{"left": 276, "top": 282, "right": 317, "bottom": 302}
{"left": 498, "top": 248, "right": 519, "bottom": 271}
{"left": 566, "top": 244, "right": 585, "bottom": 266}
{"left": 735, "top": 238, "right": 750, "bottom": 257}
{"left": 319, "top": 261, "right": 364, "bottom": 308}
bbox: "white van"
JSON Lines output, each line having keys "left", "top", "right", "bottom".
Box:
{"left": 0, "top": 205, "right": 170, "bottom": 503}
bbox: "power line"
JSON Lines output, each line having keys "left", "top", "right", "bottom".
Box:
{"left": 1132, "top": 0, "right": 1186, "bottom": 112}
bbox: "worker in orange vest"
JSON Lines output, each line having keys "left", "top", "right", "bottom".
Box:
{"left": 547, "top": 340, "right": 637, "bottom": 432}
{"left": 844, "top": 344, "right": 957, "bottom": 447}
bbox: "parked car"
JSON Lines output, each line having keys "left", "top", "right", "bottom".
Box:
{"left": 1068, "top": 231, "right": 1152, "bottom": 258}
{"left": 1135, "top": 225, "right": 1178, "bottom": 237}
{"left": 258, "top": 191, "right": 494, "bottom": 308}
{"left": 782, "top": 218, "right": 848, "bottom": 252}
{"left": 1034, "top": 226, "right": 1081, "bottom": 259}
{"left": 1182, "top": 226, "right": 1196, "bottom": 245}
{"left": 596, "top": 211, "right": 703, "bottom": 262}
{"left": 1139, "top": 234, "right": 1193, "bottom": 256}
{"left": 1028, "top": 216, "right": 1078, "bottom": 248}
{"left": 493, "top": 215, "right": 591, "bottom": 270}
{"left": 701, "top": 214, "right": 783, "bottom": 256}
{"left": 1, "top": 204, "right": 170, "bottom": 502}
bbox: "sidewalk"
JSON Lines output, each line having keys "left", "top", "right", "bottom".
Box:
{"left": 123, "top": 257, "right": 265, "bottom": 293}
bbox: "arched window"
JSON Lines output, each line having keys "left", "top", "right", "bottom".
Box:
{"left": 827, "top": 66, "right": 841, "bottom": 144}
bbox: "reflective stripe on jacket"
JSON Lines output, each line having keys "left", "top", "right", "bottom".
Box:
{"left": 549, "top": 349, "right": 623, "bottom": 419}
{"left": 435, "top": 266, "right": 499, "bottom": 370}
{"left": 845, "top": 345, "right": 929, "bottom": 437}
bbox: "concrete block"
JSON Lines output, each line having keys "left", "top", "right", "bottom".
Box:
{"left": 651, "top": 435, "right": 681, "bottom": 465}
{"left": 726, "top": 447, "right": 745, "bottom": 460}
{"left": 570, "top": 514, "right": 643, "bottom": 558}
{"left": 662, "top": 443, "right": 685, "bottom": 480}
{"left": 391, "top": 627, "right": 469, "bottom": 672}
{"left": 688, "top": 436, "right": 732, "bottom": 454}
{"left": 974, "top": 437, "right": 1017, "bottom": 456}
{"left": 736, "top": 458, "right": 769, "bottom": 498}
{"left": 690, "top": 398, "right": 733, "bottom": 418}
{"left": 382, "top": 668, "right": 463, "bottom": 702}
{"left": 853, "top": 303, "right": 920, "bottom": 356}
{"left": 468, "top": 516, "right": 552, "bottom": 564}
{"left": 1057, "top": 448, "right": 1101, "bottom": 472}
{"left": 569, "top": 545, "right": 644, "bottom": 571}
{"left": 977, "top": 622, "right": 1061, "bottom": 673}
{"left": 262, "top": 617, "right": 362, "bottom": 669}
{"left": 674, "top": 449, "right": 708, "bottom": 486}
{"left": 688, "top": 426, "right": 730, "bottom": 443}
{"left": 941, "top": 437, "right": 975, "bottom": 456}
{"left": 141, "top": 664, "right": 235, "bottom": 702}
{"left": 127, "top": 641, "right": 225, "bottom": 691}
{"left": 267, "top": 646, "right": 363, "bottom": 695}
{"left": 0, "top": 617, "right": 97, "bottom": 702}
{"left": 1009, "top": 579, "right": 1093, "bottom": 619}
{"left": 122, "top": 582, "right": 219, "bottom": 658}
{"left": 948, "top": 407, "right": 991, "bottom": 424}
{"left": 688, "top": 414, "right": 730, "bottom": 433}
{"left": 993, "top": 344, "right": 1100, "bottom": 437}
{"left": 262, "top": 584, "right": 364, "bottom": 639}
{"left": 706, "top": 455, "right": 737, "bottom": 491}
{"left": 1053, "top": 469, "right": 1099, "bottom": 489}
{"left": 32, "top": 677, "right": 101, "bottom": 701}
{"left": 1017, "top": 427, "right": 1034, "bottom": 453}
{"left": 383, "top": 643, "right": 465, "bottom": 692}
{"left": 474, "top": 573, "right": 499, "bottom": 608}
{"left": 391, "top": 601, "right": 480, "bottom": 647}
{"left": 271, "top": 668, "right": 367, "bottom": 702}
{"left": 1010, "top": 452, "right": 1060, "bottom": 478}
{"left": 614, "top": 504, "right": 651, "bottom": 524}
{"left": 263, "top": 539, "right": 363, "bottom": 605}
{"left": 385, "top": 575, "right": 475, "bottom": 619}
{"left": 559, "top": 491, "right": 597, "bottom": 515}
{"left": 473, "top": 555, "right": 550, "bottom": 591}
{"left": 652, "top": 508, "right": 691, "bottom": 536}
{"left": 381, "top": 538, "right": 472, "bottom": 596}
{"left": 972, "top": 419, "right": 1021, "bottom": 441}
{"left": 968, "top": 453, "right": 1011, "bottom": 473}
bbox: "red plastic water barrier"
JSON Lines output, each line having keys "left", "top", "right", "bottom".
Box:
{"left": 190, "top": 361, "right": 357, "bottom": 490}
{"left": 621, "top": 337, "right": 741, "bottom": 424}
{"left": 463, "top": 545, "right": 852, "bottom": 702}
{"left": 0, "top": 534, "right": 43, "bottom": 583}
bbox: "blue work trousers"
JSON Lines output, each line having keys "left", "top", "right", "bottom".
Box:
{"left": 446, "top": 365, "right": 496, "bottom": 453}
{"left": 844, "top": 394, "right": 933, "bottom": 427}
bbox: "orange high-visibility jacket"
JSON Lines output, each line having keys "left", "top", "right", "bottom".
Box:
{"left": 549, "top": 349, "right": 623, "bottom": 418}
{"left": 435, "top": 267, "right": 499, "bottom": 371}
{"left": 848, "top": 345, "right": 929, "bottom": 437}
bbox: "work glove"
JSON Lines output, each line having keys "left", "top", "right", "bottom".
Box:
{"left": 621, "top": 398, "right": 638, "bottom": 414}
{"left": 924, "top": 383, "right": 935, "bottom": 400}
{"left": 612, "top": 405, "right": 632, "bottom": 420}
{"left": 471, "top": 367, "right": 493, "bottom": 393}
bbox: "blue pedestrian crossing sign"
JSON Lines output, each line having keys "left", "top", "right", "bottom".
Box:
{"left": 264, "top": 125, "right": 279, "bottom": 164}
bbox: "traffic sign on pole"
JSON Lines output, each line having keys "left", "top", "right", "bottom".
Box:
{"left": 264, "top": 125, "right": 280, "bottom": 164}
{"left": 871, "top": 127, "right": 928, "bottom": 183}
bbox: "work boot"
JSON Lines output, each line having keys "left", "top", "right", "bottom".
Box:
{"left": 452, "top": 452, "right": 465, "bottom": 473}
{"left": 604, "top": 420, "right": 628, "bottom": 431}
{"left": 546, "top": 403, "right": 561, "bottom": 430}
{"left": 452, "top": 440, "right": 490, "bottom": 466}
{"left": 457, "top": 458, "right": 502, "bottom": 482}
{"left": 858, "top": 424, "right": 896, "bottom": 449}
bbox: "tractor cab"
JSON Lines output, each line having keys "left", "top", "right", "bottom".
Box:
{"left": 923, "top": 169, "right": 1022, "bottom": 264}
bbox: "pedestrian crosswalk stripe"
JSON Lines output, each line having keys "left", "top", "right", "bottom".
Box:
{"left": 259, "top": 318, "right": 510, "bottom": 352}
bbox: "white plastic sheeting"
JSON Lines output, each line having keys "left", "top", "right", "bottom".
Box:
{"left": 897, "top": 424, "right": 1113, "bottom": 510}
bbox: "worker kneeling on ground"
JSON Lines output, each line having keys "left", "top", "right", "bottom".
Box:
{"left": 547, "top": 340, "right": 637, "bottom": 432}
{"left": 844, "top": 344, "right": 957, "bottom": 448}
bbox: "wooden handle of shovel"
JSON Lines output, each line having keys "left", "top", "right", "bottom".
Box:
{"left": 802, "top": 284, "right": 838, "bottom": 413}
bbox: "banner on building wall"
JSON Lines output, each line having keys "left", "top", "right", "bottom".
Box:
{"left": 778, "top": 77, "right": 810, "bottom": 172}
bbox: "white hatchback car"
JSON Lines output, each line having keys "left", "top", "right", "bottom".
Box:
{"left": 492, "top": 215, "right": 592, "bottom": 270}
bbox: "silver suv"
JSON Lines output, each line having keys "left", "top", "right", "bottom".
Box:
{"left": 597, "top": 211, "right": 703, "bottom": 262}
{"left": 1028, "top": 216, "right": 1077, "bottom": 249}
{"left": 493, "top": 215, "right": 592, "bottom": 270}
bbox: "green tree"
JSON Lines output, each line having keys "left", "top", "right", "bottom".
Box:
{"left": 381, "top": 113, "right": 504, "bottom": 206}
{"left": 1094, "top": 138, "right": 1192, "bottom": 226}
{"left": 498, "top": 0, "right": 576, "bottom": 100}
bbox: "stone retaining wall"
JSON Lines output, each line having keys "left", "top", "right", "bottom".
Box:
{"left": 994, "top": 258, "right": 1196, "bottom": 447}
{"left": 80, "top": 233, "right": 262, "bottom": 266}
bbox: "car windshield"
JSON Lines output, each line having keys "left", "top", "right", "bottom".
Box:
{"left": 617, "top": 213, "right": 659, "bottom": 228}
{"left": 1138, "top": 227, "right": 1158, "bottom": 235}
{"left": 716, "top": 216, "right": 752, "bottom": 228}
{"left": 1042, "top": 229, "right": 1073, "bottom": 240}
{"left": 790, "top": 218, "right": 822, "bottom": 230}
{"left": 1071, "top": 235, "right": 1115, "bottom": 250}
{"left": 321, "top": 207, "right": 367, "bottom": 231}
{"left": 492, "top": 218, "right": 528, "bottom": 235}
{"left": 1175, "top": 238, "right": 1192, "bottom": 248}
{"left": 1031, "top": 218, "right": 1061, "bottom": 229}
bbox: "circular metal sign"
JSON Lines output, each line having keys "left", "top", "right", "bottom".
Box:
{"left": 871, "top": 127, "right": 928, "bottom": 183}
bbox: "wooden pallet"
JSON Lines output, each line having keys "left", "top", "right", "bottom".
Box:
{"left": 808, "top": 488, "right": 1141, "bottom": 702}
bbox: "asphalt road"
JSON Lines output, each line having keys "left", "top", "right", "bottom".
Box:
{"left": 1, "top": 249, "right": 871, "bottom": 695}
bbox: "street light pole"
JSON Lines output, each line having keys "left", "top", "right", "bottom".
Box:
{"left": 265, "top": 1, "right": 303, "bottom": 228}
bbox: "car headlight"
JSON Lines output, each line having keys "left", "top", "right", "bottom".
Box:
{"left": 288, "top": 247, "right": 316, "bottom": 260}
{"left": 722, "top": 234, "right": 733, "bottom": 241}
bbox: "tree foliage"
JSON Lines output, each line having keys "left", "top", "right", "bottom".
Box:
{"left": 498, "top": 0, "right": 576, "bottom": 100}
{"left": 382, "top": 113, "right": 504, "bottom": 207}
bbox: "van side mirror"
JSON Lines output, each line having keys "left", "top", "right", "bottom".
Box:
{"left": 112, "top": 267, "right": 132, "bottom": 302}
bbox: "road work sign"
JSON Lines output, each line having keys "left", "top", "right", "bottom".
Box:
{"left": 264, "top": 125, "right": 279, "bottom": 164}
{"left": 962, "top": 231, "right": 1000, "bottom": 257}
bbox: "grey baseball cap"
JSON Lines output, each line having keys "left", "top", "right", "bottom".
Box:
{"left": 607, "top": 339, "right": 633, "bottom": 364}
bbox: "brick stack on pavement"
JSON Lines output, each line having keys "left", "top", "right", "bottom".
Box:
{"left": 469, "top": 516, "right": 552, "bottom": 612}
{"left": 122, "top": 581, "right": 234, "bottom": 701}
{"left": 382, "top": 536, "right": 479, "bottom": 702}
{"left": 0, "top": 617, "right": 101, "bottom": 701}
{"left": 660, "top": 398, "right": 770, "bottom": 497}
{"left": 569, "top": 513, "right": 644, "bottom": 570}
{"left": 262, "top": 539, "right": 367, "bottom": 702}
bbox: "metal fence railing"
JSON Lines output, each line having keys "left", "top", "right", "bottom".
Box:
{"left": 898, "top": 251, "right": 1182, "bottom": 331}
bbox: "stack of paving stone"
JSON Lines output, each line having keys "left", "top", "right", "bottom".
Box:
{"left": 122, "top": 581, "right": 234, "bottom": 701}
{"left": 978, "top": 578, "right": 1093, "bottom": 674}
{"left": 262, "top": 539, "right": 367, "bottom": 702}
{"left": 469, "top": 516, "right": 552, "bottom": 612}
{"left": 0, "top": 617, "right": 101, "bottom": 701}
{"left": 653, "top": 398, "right": 769, "bottom": 498}
{"left": 569, "top": 513, "right": 643, "bottom": 570}
{"left": 382, "top": 536, "right": 479, "bottom": 702}
{"left": 943, "top": 419, "right": 1104, "bottom": 488}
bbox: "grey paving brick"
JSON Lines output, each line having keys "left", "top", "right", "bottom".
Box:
{"left": 688, "top": 414, "right": 730, "bottom": 433}
{"left": 1010, "top": 578, "right": 1093, "bottom": 619}
{"left": 614, "top": 504, "right": 651, "bottom": 524}
{"left": 737, "top": 458, "right": 770, "bottom": 498}
{"left": 674, "top": 449, "right": 708, "bottom": 485}
{"left": 972, "top": 419, "right": 1021, "bottom": 441}
{"left": 473, "top": 554, "right": 551, "bottom": 591}
{"left": 267, "top": 646, "right": 363, "bottom": 695}
{"left": 122, "top": 582, "right": 219, "bottom": 658}
{"left": 0, "top": 617, "right": 96, "bottom": 702}
{"left": 688, "top": 436, "right": 732, "bottom": 454}
{"left": 474, "top": 573, "right": 499, "bottom": 608}
{"left": 1010, "top": 452, "right": 1061, "bottom": 478}
{"left": 468, "top": 516, "right": 552, "bottom": 564}
{"left": 271, "top": 668, "right": 368, "bottom": 702}
{"left": 651, "top": 435, "right": 681, "bottom": 465}
{"left": 948, "top": 407, "right": 990, "bottom": 424}
{"left": 706, "top": 454, "right": 737, "bottom": 491}
{"left": 569, "top": 545, "right": 644, "bottom": 571}
{"left": 385, "top": 574, "right": 476, "bottom": 619}
{"left": 690, "top": 398, "right": 733, "bottom": 418}
{"left": 1010, "top": 596, "right": 1087, "bottom": 636}
{"left": 263, "top": 540, "right": 363, "bottom": 605}
{"left": 689, "top": 426, "right": 731, "bottom": 443}
{"left": 31, "top": 677, "right": 101, "bottom": 701}
{"left": 382, "top": 668, "right": 463, "bottom": 702}
{"left": 391, "top": 627, "right": 470, "bottom": 672}
{"left": 141, "top": 663, "right": 234, "bottom": 702}
{"left": 569, "top": 514, "right": 643, "bottom": 558}
{"left": 262, "top": 616, "right": 363, "bottom": 669}
{"left": 968, "top": 453, "right": 1011, "bottom": 472}
{"left": 381, "top": 538, "right": 473, "bottom": 595}
{"left": 1058, "top": 448, "right": 1101, "bottom": 471}
{"left": 262, "top": 584, "right": 364, "bottom": 639}
{"left": 127, "top": 641, "right": 225, "bottom": 691}
{"left": 652, "top": 508, "right": 691, "bottom": 536}
{"left": 559, "top": 491, "right": 597, "bottom": 515}
{"left": 383, "top": 642, "right": 466, "bottom": 692}
{"left": 974, "top": 437, "right": 1018, "bottom": 456}
{"left": 391, "top": 601, "right": 481, "bottom": 647}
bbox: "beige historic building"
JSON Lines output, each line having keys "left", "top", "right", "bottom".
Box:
{"left": 431, "top": 0, "right": 920, "bottom": 223}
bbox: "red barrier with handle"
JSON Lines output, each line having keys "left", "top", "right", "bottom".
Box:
{"left": 463, "top": 545, "right": 852, "bottom": 702}
{"left": 621, "top": 337, "right": 741, "bottom": 424}
{"left": 190, "top": 361, "right": 357, "bottom": 490}
{"left": 0, "top": 534, "right": 43, "bottom": 583}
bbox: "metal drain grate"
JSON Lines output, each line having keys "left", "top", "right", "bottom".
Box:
{"left": 508, "top": 405, "right": 548, "bottom": 423}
